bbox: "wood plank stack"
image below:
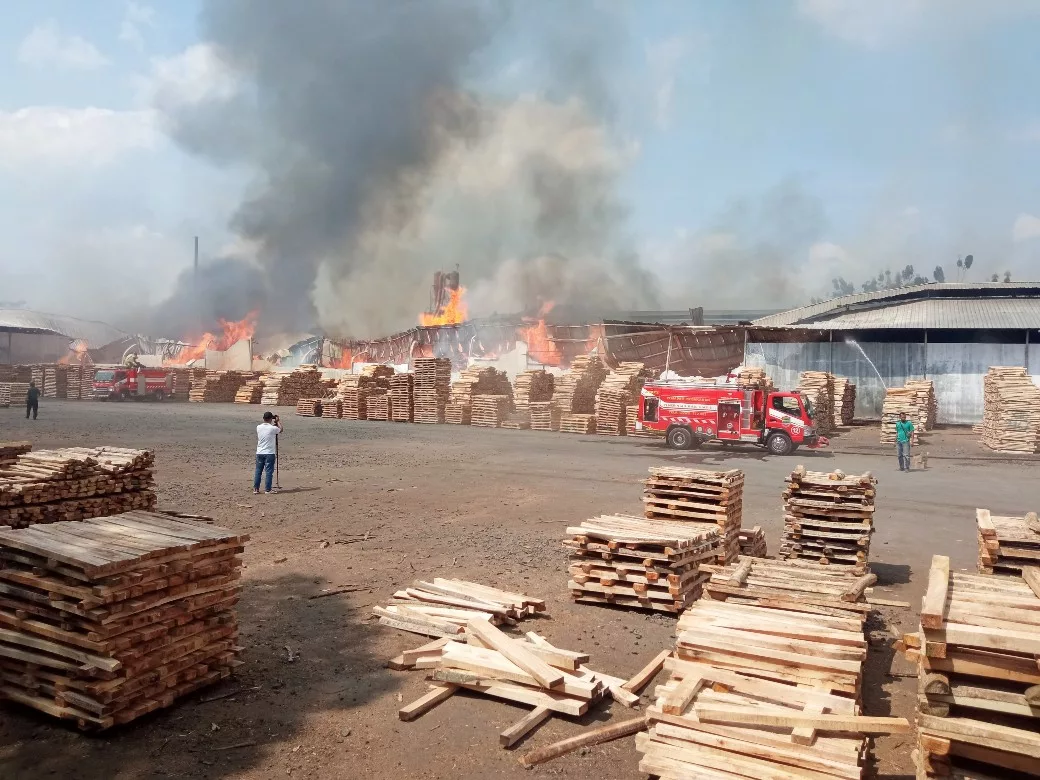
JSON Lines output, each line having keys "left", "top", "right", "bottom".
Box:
{"left": 779, "top": 466, "right": 876, "bottom": 575}
{"left": 529, "top": 401, "right": 560, "bottom": 432}
{"left": 595, "top": 388, "right": 629, "bottom": 435}
{"left": 976, "top": 508, "right": 1040, "bottom": 574}
{"left": 0, "top": 384, "right": 9, "bottom": 408}
{"left": 168, "top": 367, "right": 204, "bottom": 400}
{"left": 513, "top": 369, "right": 554, "bottom": 410}
{"left": 366, "top": 392, "right": 391, "bottom": 421}
{"left": 65, "top": 362, "right": 90, "bottom": 401}
{"left": 471, "top": 395, "right": 511, "bottom": 428}
{"left": 295, "top": 398, "right": 322, "bottom": 417}
{"left": 642, "top": 467, "right": 744, "bottom": 565}
{"left": 565, "top": 515, "right": 721, "bottom": 613}
{"left": 832, "top": 377, "right": 856, "bottom": 426}
{"left": 374, "top": 578, "right": 546, "bottom": 638}
{"left": 30, "top": 366, "right": 44, "bottom": 389}
{"left": 188, "top": 371, "right": 255, "bottom": 403}
{"left": 0, "top": 511, "right": 247, "bottom": 729}
{"left": 797, "top": 371, "right": 835, "bottom": 436}
{"left": 558, "top": 413, "right": 596, "bottom": 434}
{"left": 233, "top": 380, "right": 263, "bottom": 404}
{"left": 500, "top": 411, "right": 531, "bottom": 430}
{"left": 43, "top": 366, "right": 68, "bottom": 399}
{"left": 321, "top": 399, "right": 342, "bottom": 419}
{"left": 737, "top": 526, "right": 767, "bottom": 558}
{"left": 907, "top": 378, "right": 938, "bottom": 429}
{"left": 412, "top": 358, "right": 451, "bottom": 424}
{"left": 551, "top": 355, "right": 608, "bottom": 414}
{"left": 8, "top": 383, "right": 29, "bottom": 406}
{"left": 981, "top": 366, "right": 1040, "bottom": 453}
{"left": 444, "top": 403, "right": 471, "bottom": 425}
{"left": 390, "top": 373, "right": 414, "bottom": 422}
{"left": 0, "top": 442, "right": 31, "bottom": 467}
{"left": 902, "top": 555, "right": 1040, "bottom": 778}
{"left": 733, "top": 366, "right": 774, "bottom": 391}
{"left": 449, "top": 366, "right": 512, "bottom": 407}
{"left": 0, "top": 447, "right": 157, "bottom": 529}
{"left": 261, "top": 365, "right": 325, "bottom": 406}
{"left": 881, "top": 381, "right": 936, "bottom": 443}
{"left": 335, "top": 366, "right": 394, "bottom": 421}
{"left": 701, "top": 557, "right": 876, "bottom": 615}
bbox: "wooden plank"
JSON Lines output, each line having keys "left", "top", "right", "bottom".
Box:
{"left": 791, "top": 702, "right": 826, "bottom": 746}
{"left": 622, "top": 649, "right": 671, "bottom": 694}
{"left": 694, "top": 707, "right": 911, "bottom": 734}
{"left": 1022, "top": 566, "right": 1040, "bottom": 599}
{"left": 921, "top": 554, "right": 951, "bottom": 629}
{"left": 431, "top": 675, "right": 587, "bottom": 716}
{"left": 518, "top": 716, "right": 647, "bottom": 767}
{"left": 924, "top": 621, "right": 1040, "bottom": 655}
{"left": 466, "top": 618, "right": 564, "bottom": 689}
{"left": 499, "top": 706, "right": 552, "bottom": 748}
{"left": 397, "top": 683, "right": 456, "bottom": 721}
{"left": 662, "top": 675, "right": 704, "bottom": 716}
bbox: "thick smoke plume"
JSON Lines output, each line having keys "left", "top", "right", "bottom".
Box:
{"left": 154, "top": 0, "right": 657, "bottom": 338}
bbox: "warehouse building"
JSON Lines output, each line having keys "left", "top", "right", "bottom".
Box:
{"left": 743, "top": 282, "right": 1040, "bottom": 424}
{"left": 0, "top": 310, "right": 130, "bottom": 364}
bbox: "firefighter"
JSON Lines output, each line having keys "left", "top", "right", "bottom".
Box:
{"left": 26, "top": 381, "right": 40, "bottom": 420}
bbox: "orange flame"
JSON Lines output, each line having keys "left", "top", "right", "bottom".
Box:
{"left": 58, "top": 339, "right": 90, "bottom": 365}
{"left": 166, "top": 311, "right": 258, "bottom": 365}
{"left": 420, "top": 286, "right": 468, "bottom": 326}
{"left": 331, "top": 347, "right": 353, "bottom": 369}
{"left": 520, "top": 301, "right": 561, "bottom": 367}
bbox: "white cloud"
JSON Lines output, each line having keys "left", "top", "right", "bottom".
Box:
{"left": 119, "top": 2, "right": 156, "bottom": 51}
{"left": 141, "top": 44, "right": 241, "bottom": 106}
{"left": 17, "top": 21, "right": 108, "bottom": 70}
{"left": 0, "top": 107, "right": 157, "bottom": 168}
{"left": 1012, "top": 213, "right": 1040, "bottom": 243}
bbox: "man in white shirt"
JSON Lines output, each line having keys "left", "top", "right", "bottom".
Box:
{"left": 254, "top": 411, "right": 283, "bottom": 494}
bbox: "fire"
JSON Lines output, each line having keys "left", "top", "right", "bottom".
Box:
{"left": 520, "top": 301, "right": 562, "bottom": 367}
{"left": 331, "top": 347, "right": 353, "bottom": 370}
{"left": 58, "top": 339, "right": 90, "bottom": 365}
{"left": 420, "top": 286, "right": 468, "bottom": 326}
{"left": 166, "top": 311, "right": 258, "bottom": 365}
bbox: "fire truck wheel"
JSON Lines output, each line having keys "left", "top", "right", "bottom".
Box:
{"left": 666, "top": 426, "right": 695, "bottom": 450}
{"left": 767, "top": 432, "right": 793, "bottom": 456}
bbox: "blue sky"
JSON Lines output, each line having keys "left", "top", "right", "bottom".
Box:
{"left": 1, "top": 0, "right": 1039, "bottom": 326}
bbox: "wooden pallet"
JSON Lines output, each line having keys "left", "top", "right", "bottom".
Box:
{"left": 471, "top": 395, "right": 512, "bottom": 428}
{"left": 412, "top": 358, "right": 451, "bottom": 424}
{"left": 558, "top": 413, "right": 596, "bottom": 434}
{"left": 444, "top": 403, "right": 471, "bottom": 425}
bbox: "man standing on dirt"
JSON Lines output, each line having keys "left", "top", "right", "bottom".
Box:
{"left": 25, "top": 381, "right": 40, "bottom": 420}
{"left": 254, "top": 411, "right": 282, "bottom": 494}
{"left": 896, "top": 412, "right": 914, "bottom": 472}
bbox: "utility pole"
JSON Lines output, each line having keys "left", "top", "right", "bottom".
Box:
{"left": 193, "top": 236, "right": 200, "bottom": 335}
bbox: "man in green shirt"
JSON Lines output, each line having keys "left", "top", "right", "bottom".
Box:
{"left": 896, "top": 412, "right": 914, "bottom": 471}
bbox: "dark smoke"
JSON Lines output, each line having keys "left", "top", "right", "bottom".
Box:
{"left": 147, "top": 257, "right": 266, "bottom": 337}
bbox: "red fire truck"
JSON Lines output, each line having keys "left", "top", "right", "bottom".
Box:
{"left": 638, "top": 380, "right": 829, "bottom": 455}
{"left": 92, "top": 367, "right": 174, "bottom": 401}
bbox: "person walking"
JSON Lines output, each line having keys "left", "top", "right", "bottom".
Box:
{"left": 25, "top": 381, "right": 40, "bottom": 420}
{"left": 896, "top": 412, "right": 914, "bottom": 472}
{"left": 254, "top": 411, "right": 282, "bottom": 494}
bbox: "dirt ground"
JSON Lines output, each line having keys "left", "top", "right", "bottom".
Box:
{"left": 2, "top": 401, "right": 1039, "bottom": 780}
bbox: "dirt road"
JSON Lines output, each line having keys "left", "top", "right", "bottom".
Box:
{"left": 2, "top": 401, "right": 1038, "bottom": 779}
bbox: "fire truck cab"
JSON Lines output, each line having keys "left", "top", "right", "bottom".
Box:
{"left": 92, "top": 367, "right": 173, "bottom": 401}
{"left": 638, "top": 381, "right": 827, "bottom": 455}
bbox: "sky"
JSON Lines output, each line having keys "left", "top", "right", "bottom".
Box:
{"left": 1, "top": 0, "right": 1039, "bottom": 334}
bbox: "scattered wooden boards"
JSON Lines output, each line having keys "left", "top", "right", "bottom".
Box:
{"left": 976, "top": 507, "right": 1040, "bottom": 575}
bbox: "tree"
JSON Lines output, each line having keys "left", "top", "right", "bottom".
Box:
{"left": 991, "top": 273, "right": 999, "bottom": 282}
{"left": 1004, "top": 271, "right": 1012, "bottom": 282}
{"left": 933, "top": 265, "right": 945, "bottom": 282}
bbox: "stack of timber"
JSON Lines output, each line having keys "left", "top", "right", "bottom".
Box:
{"left": 513, "top": 369, "right": 554, "bottom": 410}
{"left": 366, "top": 392, "right": 391, "bottom": 421}
{"left": 450, "top": 367, "right": 512, "bottom": 407}
{"left": 737, "top": 526, "right": 768, "bottom": 558}
{"left": 551, "top": 355, "right": 608, "bottom": 415}
{"left": 700, "top": 557, "right": 877, "bottom": 615}
{"left": 295, "top": 398, "right": 322, "bottom": 417}
{"left": 397, "top": 621, "right": 624, "bottom": 748}
{"left": 321, "top": 398, "right": 342, "bottom": 419}
{"left": 43, "top": 366, "right": 68, "bottom": 399}
{"left": 595, "top": 362, "right": 655, "bottom": 434}
{"left": 0, "top": 447, "right": 157, "bottom": 529}
{"left": 374, "top": 578, "right": 546, "bottom": 638}
{"left": 565, "top": 515, "right": 720, "bottom": 613}
{"left": 0, "top": 512, "right": 246, "bottom": 729}
{"left": 558, "top": 413, "right": 597, "bottom": 434}
{"left": 444, "top": 403, "right": 471, "bottom": 425}
{"left": 471, "top": 395, "right": 511, "bottom": 429}
{"left": 8, "top": 383, "right": 30, "bottom": 406}
{"left": 168, "top": 367, "right": 204, "bottom": 400}
{"left": 881, "top": 381, "right": 936, "bottom": 444}
{"left": 261, "top": 365, "right": 325, "bottom": 406}
{"left": 413, "top": 357, "right": 451, "bottom": 424}
{"left": 389, "top": 373, "right": 414, "bottom": 422}
{"left": 779, "top": 466, "right": 876, "bottom": 575}
{"left": 642, "top": 467, "right": 744, "bottom": 565}
{"left": 733, "top": 366, "right": 774, "bottom": 392}
{"left": 500, "top": 411, "right": 532, "bottom": 430}
{"left": 529, "top": 401, "right": 561, "bottom": 432}
{"left": 233, "top": 379, "right": 263, "bottom": 404}
{"left": 903, "top": 555, "right": 1040, "bottom": 778}
{"left": 65, "top": 362, "right": 89, "bottom": 401}
{"left": 188, "top": 371, "right": 254, "bottom": 403}
{"left": 336, "top": 366, "right": 394, "bottom": 420}
{"left": 832, "top": 377, "right": 857, "bottom": 427}
{"left": 981, "top": 366, "right": 1040, "bottom": 454}
{"left": 626, "top": 405, "right": 657, "bottom": 437}
{"left": 908, "top": 378, "right": 938, "bottom": 429}
{"left": 976, "top": 508, "right": 1040, "bottom": 575}
{"left": 797, "top": 371, "right": 835, "bottom": 436}
{"left": 0, "top": 442, "right": 31, "bottom": 467}
{"left": 0, "top": 384, "right": 9, "bottom": 408}
{"left": 30, "top": 366, "right": 44, "bottom": 388}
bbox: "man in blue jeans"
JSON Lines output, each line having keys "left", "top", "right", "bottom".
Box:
{"left": 254, "top": 411, "right": 283, "bottom": 494}
{"left": 896, "top": 412, "right": 914, "bottom": 472}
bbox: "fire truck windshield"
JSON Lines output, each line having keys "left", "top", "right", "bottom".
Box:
{"left": 95, "top": 370, "right": 115, "bottom": 381}
{"left": 801, "top": 394, "right": 815, "bottom": 420}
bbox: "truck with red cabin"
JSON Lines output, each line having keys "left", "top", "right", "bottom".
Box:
{"left": 92, "top": 367, "right": 174, "bottom": 401}
{"left": 638, "top": 379, "right": 828, "bottom": 455}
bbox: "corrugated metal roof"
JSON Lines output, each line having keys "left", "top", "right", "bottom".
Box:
{"left": 0, "top": 309, "right": 129, "bottom": 346}
{"left": 753, "top": 282, "right": 1040, "bottom": 329}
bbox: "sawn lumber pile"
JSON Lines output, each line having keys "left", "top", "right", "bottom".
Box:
{"left": 551, "top": 355, "right": 608, "bottom": 414}
{"left": 779, "top": 466, "right": 876, "bottom": 574}
{"left": 737, "top": 525, "right": 767, "bottom": 558}
{"left": 366, "top": 392, "right": 391, "bottom": 421}
{"left": 0, "top": 384, "right": 10, "bottom": 408}
{"left": 374, "top": 578, "right": 546, "bottom": 638}
{"left": 980, "top": 366, "right": 1040, "bottom": 453}
{"left": 0, "top": 512, "right": 247, "bottom": 729}
{"left": 881, "top": 381, "right": 936, "bottom": 443}
{"left": 902, "top": 555, "right": 1040, "bottom": 778}
{"left": 335, "top": 366, "right": 394, "bottom": 420}
{"left": 513, "top": 369, "right": 554, "bottom": 410}
{"left": 168, "top": 367, "right": 204, "bottom": 400}
{"left": 295, "top": 398, "right": 322, "bottom": 417}
{"left": 832, "top": 377, "right": 856, "bottom": 427}
{"left": 733, "top": 366, "right": 774, "bottom": 391}
{"left": 65, "top": 361, "right": 93, "bottom": 401}
{"left": 413, "top": 358, "right": 451, "bottom": 424}
{"left": 797, "top": 371, "right": 835, "bottom": 435}
{"left": 450, "top": 367, "right": 512, "bottom": 407}
{"left": 261, "top": 366, "right": 325, "bottom": 406}
{"left": 0, "top": 442, "right": 31, "bottom": 466}
{"left": 558, "top": 413, "right": 596, "bottom": 434}
{"left": 43, "top": 366, "right": 68, "bottom": 399}
{"left": 565, "top": 515, "right": 720, "bottom": 613}
{"left": 595, "top": 363, "right": 654, "bottom": 436}
{"left": 188, "top": 371, "right": 255, "bottom": 403}
{"left": 389, "top": 373, "right": 413, "bottom": 422}
{"left": 500, "top": 411, "right": 531, "bottom": 430}
{"left": 471, "top": 395, "right": 511, "bottom": 428}
{"left": 233, "top": 380, "right": 263, "bottom": 404}
{"left": 444, "top": 403, "right": 471, "bottom": 425}
{"left": 321, "top": 398, "right": 342, "bottom": 419}
{"left": 7, "top": 383, "right": 29, "bottom": 406}
{"left": 529, "top": 401, "right": 561, "bottom": 432}
{"left": 0, "top": 447, "right": 156, "bottom": 529}
{"left": 642, "top": 467, "right": 744, "bottom": 564}
{"left": 976, "top": 507, "right": 1040, "bottom": 575}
